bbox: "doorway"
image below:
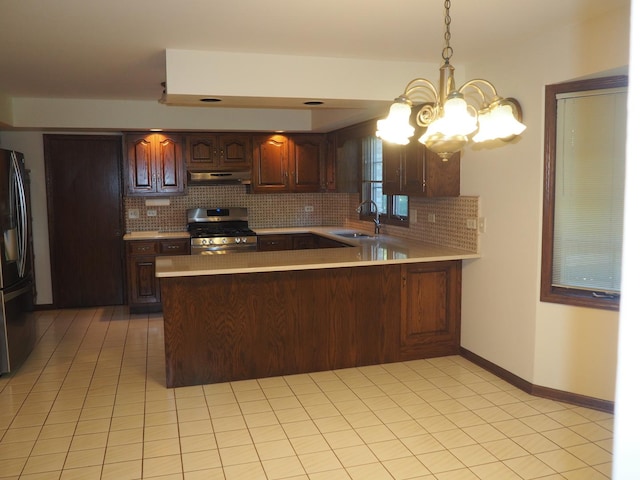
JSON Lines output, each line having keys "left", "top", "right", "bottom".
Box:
{"left": 44, "top": 135, "right": 124, "bottom": 307}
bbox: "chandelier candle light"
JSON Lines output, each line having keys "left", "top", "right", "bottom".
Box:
{"left": 376, "top": 0, "right": 526, "bottom": 159}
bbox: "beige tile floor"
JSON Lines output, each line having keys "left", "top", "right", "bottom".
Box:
{"left": 0, "top": 306, "right": 614, "bottom": 479}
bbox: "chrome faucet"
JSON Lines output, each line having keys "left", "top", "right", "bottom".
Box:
{"left": 356, "top": 200, "right": 381, "bottom": 235}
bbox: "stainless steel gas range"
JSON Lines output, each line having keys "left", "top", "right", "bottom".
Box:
{"left": 187, "top": 207, "right": 257, "bottom": 255}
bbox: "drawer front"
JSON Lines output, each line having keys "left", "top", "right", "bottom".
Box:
{"left": 159, "top": 239, "right": 190, "bottom": 255}
{"left": 128, "top": 241, "right": 159, "bottom": 255}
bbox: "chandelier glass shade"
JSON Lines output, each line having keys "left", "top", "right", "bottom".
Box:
{"left": 376, "top": 0, "right": 526, "bottom": 159}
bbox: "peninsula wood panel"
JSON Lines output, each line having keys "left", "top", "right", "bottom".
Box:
{"left": 161, "top": 261, "right": 460, "bottom": 388}
{"left": 162, "top": 265, "right": 400, "bottom": 387}
{"left": 400, "top": 261, "right": 461, "bottom": 358}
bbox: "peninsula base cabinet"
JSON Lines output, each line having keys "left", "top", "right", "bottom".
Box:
{"left": 400, "top": 261, "right": 461, "bottom": 358}
{"left": 161, "top": 260, "right": 461, "bottom": 387}
{"left": 126, "top": 239, "right": 189, "bottom": 313}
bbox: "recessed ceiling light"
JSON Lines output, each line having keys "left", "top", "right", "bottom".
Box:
{"left": 200, "top": 98, "right": 222, "bottom": 103}
{"left": 150, "top": 128, "right": 163, "bottom": 132}
{"left": 304, "top": 101, "right": 324, "bottom": 106}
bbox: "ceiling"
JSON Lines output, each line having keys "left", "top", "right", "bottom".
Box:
{"left": 0, "top": 0, "right": 630, "bottom": 116}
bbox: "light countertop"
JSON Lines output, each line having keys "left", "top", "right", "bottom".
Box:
{"left": 155, "top": 227, "right": 479, "bottom": 278}
{"left": 123, "top": 231, "right": 190, "bottom": 240}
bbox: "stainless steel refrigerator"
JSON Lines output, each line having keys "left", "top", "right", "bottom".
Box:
{"left": 0, "top": 149, "right": 35, "bottom": 374}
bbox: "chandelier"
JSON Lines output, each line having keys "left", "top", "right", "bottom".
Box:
{"left": 376, "top": 0, "right": 526, "bottom": 160}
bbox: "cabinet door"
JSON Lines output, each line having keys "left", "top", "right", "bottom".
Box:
{"left": 400, "top": 261, "right": 461, "bottom": 357}
{"left": 424, "top": 150, "right": 460, "bottom": 197}
{"left": 289, "top": 135, "right": 325, "bottom": 193}
{"left": 402, "top": 142, "right": 427, "bottom": 194}
{"left": 125, "top": 133, "right": 185, "bottom": 196}
{"left": 252, "top": 135, "right": 289, "bottom": 193}
{"left": 155, "top": 134, "right": 185, "bottom": 194}
{"left": 126, "top": 134, "right": 155, "bottom": 194}
{"left": 185, "top": 135, "right": 217, "bottom": 169}
{"left": 218, "top": 134, "right": 252, "bottom": 168}
{"left": 128, "top": 254, "right": 161, "bottom": 306}
{"left": 382, "top": 142, "right": 403, "bottom": 195}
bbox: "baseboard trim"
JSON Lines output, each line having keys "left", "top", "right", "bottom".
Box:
{"left": 459, "top": 347, "right": 614, "bottom": 414}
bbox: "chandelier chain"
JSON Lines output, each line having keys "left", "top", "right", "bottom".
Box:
{"left": 442, "top": 0, "right": 453, "bottom": 64}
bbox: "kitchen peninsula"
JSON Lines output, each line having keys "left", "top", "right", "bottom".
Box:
{"left": 156, "top": 228, "right": 479, "bottom": 388}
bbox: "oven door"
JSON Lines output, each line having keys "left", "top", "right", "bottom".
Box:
{"left": 190, "top": 243, "right": 257, "bottom": 255}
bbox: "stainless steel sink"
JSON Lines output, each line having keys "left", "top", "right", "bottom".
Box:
{"left": 334, "top": 232, "right": 376, "bottom": 239}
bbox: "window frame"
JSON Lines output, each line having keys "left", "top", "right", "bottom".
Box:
{"left": 541, "top": 75, "right": 627, "bottom": 311}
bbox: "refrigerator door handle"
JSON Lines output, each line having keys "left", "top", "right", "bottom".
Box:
{"left": 10, "top": 151, "right": 28, "bottom": 278}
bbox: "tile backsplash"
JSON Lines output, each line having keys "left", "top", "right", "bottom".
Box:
{"left": 124, "top": 187, "right": 479, "bottom": 253}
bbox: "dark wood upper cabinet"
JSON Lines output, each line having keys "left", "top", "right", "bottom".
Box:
{"left": 125, "top": 133, "right": 185, "bottom": 196}
{"left": 383, "top": 141, "right": 460, "bottom": 197}
{"left": 289, "top": 134, "right": 325, "bottom": 192}
{"left": 185, "top": 133, "right": 252, "bottom": 170}
{"left": 326, "top": 121, "right": 374, "bottom": 194}
{"left": 252, "top": 134, "right": 326, "bottom": 193}
{"left": 252, "top": 134, "right": 289, "bottom": 193}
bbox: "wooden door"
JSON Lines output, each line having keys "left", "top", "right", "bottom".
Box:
{"left": 402, "top": 141, "right": 427, "bottom": 194}
{"left": 218, "top": 134, "right": 252, "bottom": 168}
{"left": 252, "top": 134, "right": 289, "bottom": 193}
{"left": 424, "top": 150, "right": 460, "bottom": 197}
{"left": 185, "top": 134, "right": 217, "bottom": 169}
{"left": 155, "top": 134, "right": 184, "bottom": 194}
{"left": 44, "top": 135, "right": 125, "bottom": 307}
{"left": 400, "top": 261, "right": 461, "bottom": 358}
{"left": 289, "top": 135, "right": 324, "bottom": 192}
{"left": 126, "top": 133, "right": 154, "bottom": 194}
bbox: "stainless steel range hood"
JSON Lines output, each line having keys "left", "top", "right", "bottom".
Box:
{"left": 187, "top": 170, "right": 251, "bottom": 185}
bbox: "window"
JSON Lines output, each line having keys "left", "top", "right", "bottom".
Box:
{"left": 361, "top": 136, "right": 409, "bottom": 225}
{"left": 541, "top": 76, "right": 627, "bottom": 311}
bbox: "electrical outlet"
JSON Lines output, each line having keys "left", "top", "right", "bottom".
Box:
{"left": 146, "top": 209, "right": 157, "bottom": 217}
{"left": 304, "top": 205, "right": 314, "bottom": 212}
{"left": 478, "top": 217, "right": 487, "bottom": 233}
{"left": 427, "top": 213, "right": 436, "bottom": 223}
{"left": 466, "top": 218, "right": 478, "bottom": 230}
{"left": 410, "top": 209, "right": 418, "bottom": 224}
{"left": 128, "top": 209, "right": 139, "bottom": 219}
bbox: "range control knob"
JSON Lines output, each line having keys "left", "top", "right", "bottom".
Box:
{"left": 235, "top": 237, "right": 241, "bottom": 244}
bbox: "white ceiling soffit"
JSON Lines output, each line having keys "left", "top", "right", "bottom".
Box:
{"left": 162, "top": 49, "right": 434, "bottom": 109}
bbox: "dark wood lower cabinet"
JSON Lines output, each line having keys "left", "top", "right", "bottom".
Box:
{"left": 257, "top": 233, "right": 348, "bottom": 251}
{"left": 400, "top": 261, "right": 461, "bottom": 358}
{"left": 161, "top": 260, "right": 461, "bottom": 387}
{"left": 126, "top": 239, "right": 189, "bottom": 313}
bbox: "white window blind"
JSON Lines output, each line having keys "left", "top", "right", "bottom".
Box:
{"left": 553, "top": 88, "right": 627, "bottom": 293}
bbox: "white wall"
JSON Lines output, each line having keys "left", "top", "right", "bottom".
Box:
{"left": 460, "top": 5, "right": 630, "bottom": 401}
